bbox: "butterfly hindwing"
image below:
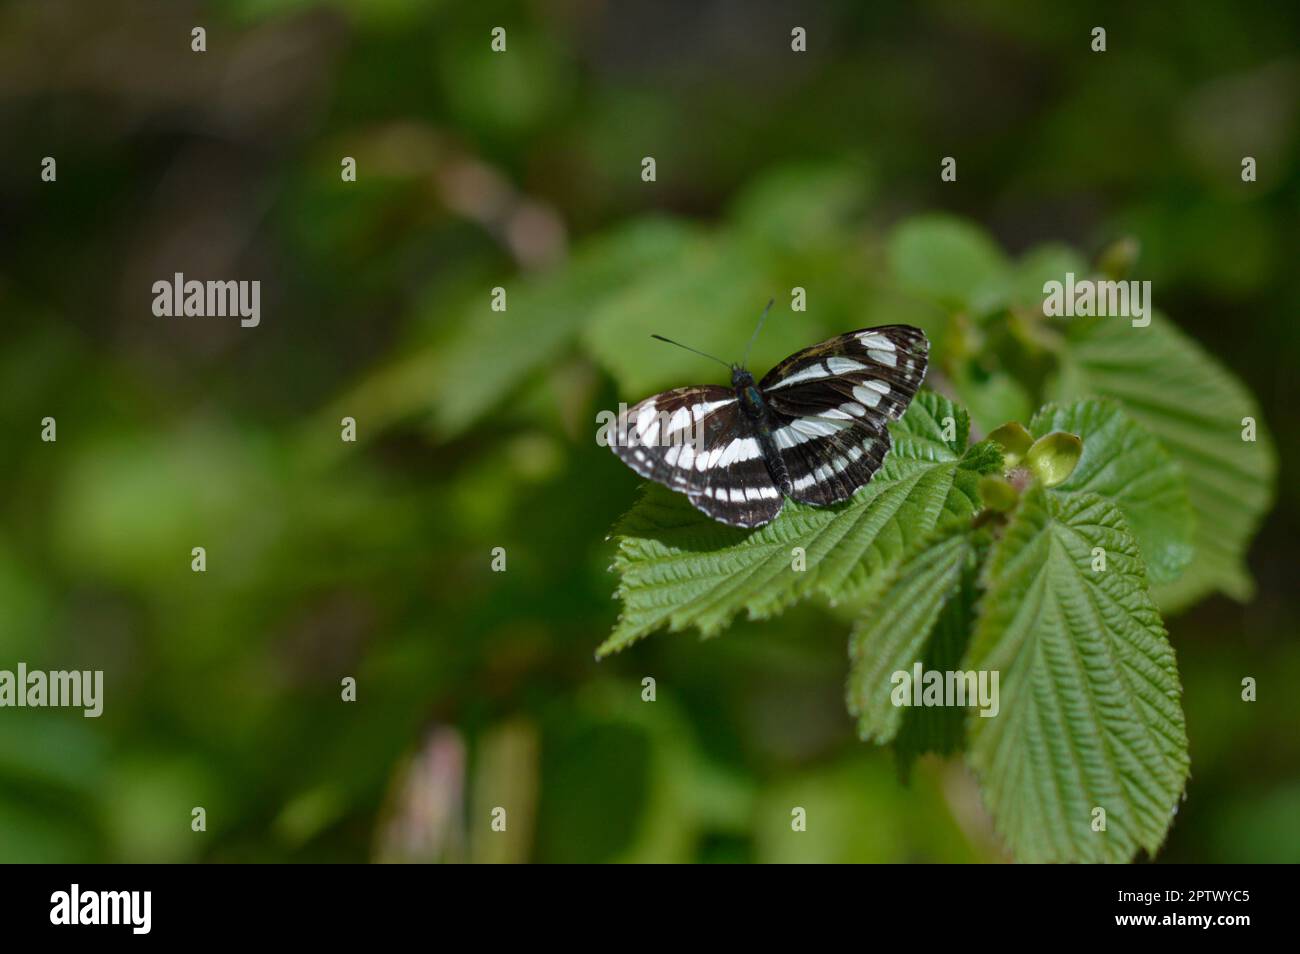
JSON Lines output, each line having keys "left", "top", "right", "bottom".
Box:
{"left": 690, "top": 449, "right": 784, "bottom": 527}
{"left": 776, "top": 419, "right": 893, "bottom": 506}
{"left": 610, "top": 386, "right": 783, "bottom": 527}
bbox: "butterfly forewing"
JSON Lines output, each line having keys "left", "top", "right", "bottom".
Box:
{"left": 760, "top": 325, "right": 928, "bottom": 421}
{"left": 610, "top": 386, "right": 783, "bottom": 527}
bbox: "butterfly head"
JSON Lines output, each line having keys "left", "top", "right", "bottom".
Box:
{"left": 731, "top": 365, "right": 755, "bottom": 390}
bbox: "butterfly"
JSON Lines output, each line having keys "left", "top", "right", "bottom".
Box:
{"left": 609, "top": 306, "right": 928, "bottom": 528}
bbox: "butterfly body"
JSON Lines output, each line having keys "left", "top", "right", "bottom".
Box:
{"left": 732, "top": 367, "right": 794, "bottom": 495}
{"left": 612, "top": 325, "right": 929, "bottom": 528}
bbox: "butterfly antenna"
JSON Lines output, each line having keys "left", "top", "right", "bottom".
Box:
{"left": 742, "top": 298, "right": 775, "bottom": 369}
{"left": 649, "top": 334, "right": 732, "bottom": 370}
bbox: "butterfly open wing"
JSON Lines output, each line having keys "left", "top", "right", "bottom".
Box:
{"left": 610, "top": 325, "right": 928, "bottom": 527}
{"left": 609, "top": 385, "right": 784, "bottom": 527}
{"left": 760, "top": 325, "right": 928, "bottom": 506}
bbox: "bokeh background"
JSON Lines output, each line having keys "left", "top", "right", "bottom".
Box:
{"left": 1, "top": 0, "right": 1297, "bottom": 862}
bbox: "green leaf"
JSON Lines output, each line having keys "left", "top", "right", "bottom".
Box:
{"left": 965, "top": 487, "right": 1189, "bottom": 863}
{"left": 1056, "top": 314, "right": 1275, "bottom": 608}
{"left": 888, "top": 215, "right": 1009, "bottom": 312}
{"left": 1031, "top": 399, "right": 1193, "bottom": 586}
{"left": 893, "top": 544, "right": 983, "bottom": 776}
{"left": 728, "top": 161, "right": 873, "bottom": 252}
{"left": 579, "top": 226, "right": 853, "bottom": 402}
{"left": 580, "top": 232, "right": 792, "bottom": 401}
{"left": 429, "top": 217, "right": 698, "bottom": 437}
{"left": 954, "top": 366, "right": 1036, "bottom": 437}
{"left": 599, "top": 393, "right": 1002, "bottom": 657}
{"left": 847, "top": 524, "right": 983, "bottom": 745}
{"left": 1009, "top": 244, "right": 1089, "bottom": 311}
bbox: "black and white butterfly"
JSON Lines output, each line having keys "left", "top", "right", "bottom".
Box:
{"left": 610, "top": 317, "right": 928, "bottom": 528}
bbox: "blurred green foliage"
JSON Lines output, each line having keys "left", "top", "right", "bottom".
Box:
{"left": 1, "top": 0, "right": 1298, "bottom": 863}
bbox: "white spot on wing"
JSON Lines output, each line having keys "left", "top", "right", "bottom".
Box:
{"left": 692, "top": 398, "right": 734, "bottom": 419}
{"left": 791, "top": 417, "right": 846, "bottom": 439}
{"left": 852, "top": 384, "right": 885, "bottom": 407}
{"left": 768, "top": 356, "right": 869, "bottom": 390}
{"left": 774, "top": 416, "right": 848, "bottom": 447}
{"left": 858, "top": 332, "right": 895, "bottom": 351}
{"left": 826, "top": 356, "right": 870, "bottom": 374}
{"left": 635, "top": 404, "right": 657, "bottom": 437}
{"left": 823, "top": 402, "right": 867, "bottom": 420}
{"left": 717, "top": 436, "right": 760, "bottom": 468}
